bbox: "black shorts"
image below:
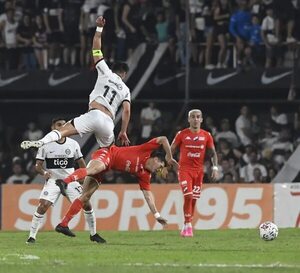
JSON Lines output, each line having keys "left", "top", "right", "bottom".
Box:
{"left": 47, "top": 31, "right": 63, "bottom": 44}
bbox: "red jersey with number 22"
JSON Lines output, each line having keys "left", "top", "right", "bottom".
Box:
{"left": 172, "top": 128, "right": 214, "bottom": 171}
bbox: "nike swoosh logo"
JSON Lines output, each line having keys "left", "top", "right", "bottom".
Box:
{"left": 48, "top": 72, "right": 80, "bottom": 86}
{"left": 153, "top": 72, "right": 185, "bottom": 86}
{"left": 207, "top": 71, "right": 238, "bottom": 85}
{"left": 261, "top": 71, "right": 292, "bottom": 85}
{"left": 0, "top": 73, "right": 27, "bottom": 87}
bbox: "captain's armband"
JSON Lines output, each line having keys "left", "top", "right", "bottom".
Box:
{"left": 92, "top": 49, "right": 103, "bottom": 57}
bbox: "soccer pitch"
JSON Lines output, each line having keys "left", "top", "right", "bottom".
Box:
{"left": 0, "top": 229, "right": 299, "bottom": 273}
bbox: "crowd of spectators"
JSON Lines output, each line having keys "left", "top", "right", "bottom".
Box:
{"left": 0, "top": 103, "right": 299, "bottom": 184}
{"left": 0, "top": 0, "right": 299, "bottom": 71}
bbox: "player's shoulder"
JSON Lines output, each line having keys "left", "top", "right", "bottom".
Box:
{"left": 200, "top": 129, "right": 212, "bottom": 137}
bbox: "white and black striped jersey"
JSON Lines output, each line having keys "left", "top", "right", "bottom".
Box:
{"left": 89, "top": 59, "right": 131, "bottom": 120}
{"left": 36, "top": 137, "right": 83, "bottom": 179}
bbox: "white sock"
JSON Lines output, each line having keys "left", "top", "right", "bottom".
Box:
{"left": 84, "top": 209, "right": 96, "bottom": 236}
{"left": 40, "top": 130, "right": 62, "bottom": 145}
{"left": 186, "top": 222, "right": 192, "bottom": 228}
{"left": 29, "top": 212, "right": 44, "bottom": 239}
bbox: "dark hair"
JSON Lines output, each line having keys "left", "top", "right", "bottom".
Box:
{"left": 150, "top": 151, "right": 165, "bottom": 163}
{"left": 51, "top": 117, "right": 66, "bottom": 125}
{"left": 111, "top": 62, "right": 129, "bottom": 74}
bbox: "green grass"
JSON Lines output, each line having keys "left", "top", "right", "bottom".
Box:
{"left": 0, "top": 229, "right": 299, "bottom": 273}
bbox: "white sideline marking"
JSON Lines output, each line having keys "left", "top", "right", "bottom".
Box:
{"left": 1, "top": 254, "right": 40, "bottom": 261}
{"left": 124, "top": 262, "right": 300, "bottom": 269}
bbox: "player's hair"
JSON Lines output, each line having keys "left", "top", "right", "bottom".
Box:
{"left": 188, "top": 109, "right": 202, "bottom": 117}
{"left": 150, "top": 151, "right": 166, "bottom": 163}
{"left": 111, "top": 62, "right": 129, "bottom": 74}
{"left": 51, "top": 117, "right": 66, "bottom": 125}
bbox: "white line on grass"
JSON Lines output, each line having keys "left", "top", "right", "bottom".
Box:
{"left": 124, "top": 263, "right": 300, "bottom": 269}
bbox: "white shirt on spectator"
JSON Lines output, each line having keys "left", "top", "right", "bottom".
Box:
{"left": 140, "top": 106, "right": 161, "bottom": 138}
{"left": 235, "top": 115, "right": 252, "bottom": 146}
{"left": 240, "top": 163, "right": 267, "bottom": 182}
{"left": 261, "top": 15, "right": 277, "bottom": 44}
{"left": 7, "top": 174, "right": 29, "bottom": 184}
{"left": 271, "top": 113, "right": 288, "bottom": 125}
{"left": 216, "top": 131, "right": 239, "bottom": 148}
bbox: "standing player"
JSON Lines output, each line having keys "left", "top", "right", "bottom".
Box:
{"left": 54, "top": 136, "right": 178, "bottom": 238}
{"left": 21, "top": 16, "right": 131, "bottom": 150}
{"left": 26, "top": 118, "right": 105, "bottom": 244}
{"left": 171, "top": 109, "right": 218, "bottom": 237}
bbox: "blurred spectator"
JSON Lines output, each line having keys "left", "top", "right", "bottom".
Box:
{"left": 259, "top": 122, "right": 278, "bottom": 155}
{"left": 269, "top": 105, "right": 288, "bottom": 132}
{"left": 213, "top": 0, "right": 231, "bottom": 68}
{"left": 222, "top": 172, "right": 235, "bottom": 183}
{"left": 240, "top": 150, "right": 267, "bottom": 182}
{"left": 6, "top": 162, "right": 29, "bottom": 184}
{"left": 17, "top": 13, "right": 36, "bottom": 70}
{"left": 204, "top": 115, "right": 218, "bottom": 136}
{"left": 266, "top": 167, "right": 276, "bottom": 182}
{"left": 229, "top": 0, "right": 252, "bottom": 70}
{"left": 33, "top": 14, "right": 48, "bottom": 70}
{"left": 215, "top": 118, "right": 239, "bottom": 148}
{"left": 0, "top": 8, "right": 19, "bottom": 70}
{"left": 140, "top": 1, "right": 157, "bottom": 45}
{"left": 235, "top": 105, "right": 253, "bottom": 146}
{"left": 140, "top": 102, "right": 161, "bottom": 140}
{"left": 261, "top": 7, "right": 279, "bottom": 68}
{"left": 43, "top": 0, "right": 64, "bottom": 69}
{"left": 23, "top": 121, "right": 43, "bottom": 141}
{"left": 62, "top": 0, "right": 83, "bottom": 67}
{"left": 203, "top": 0, "right": 215, "bottom": 69}
{"left": 218, "top": 158, "right": 239, "bottom": 182}
{"left": 121, "top": 0, "right": 141, "bottom": 58}
{"left": 155, "top": 10, "right": 169, "bottom": 43}
{"left": 251, "top": 167, "right": 264, "bottom": 183}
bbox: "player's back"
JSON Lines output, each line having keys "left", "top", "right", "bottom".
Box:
{"left": 89, "top": 60, "right": 130, "bottom": 120}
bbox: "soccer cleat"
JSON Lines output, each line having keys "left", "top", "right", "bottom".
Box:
{"left": 21, "top": 140, "right": 44, "bottom": 150}
{"left": 55, "top": 224, "right": 76, "bottom": 237}
{"left": 180, "top": 227, "right": 193, "bottom": 237}
{"left": 55, "top": 179, "right": 67, "bottom": 196}
{"left": 90, "top": 233, "right": 107, "bottom": 244}
{"left": 26, "top": 237, "right": 36, "bottom": 244}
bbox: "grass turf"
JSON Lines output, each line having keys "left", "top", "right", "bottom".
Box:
{"left": 0, "top": 228, "right": 299, "bottom": 273}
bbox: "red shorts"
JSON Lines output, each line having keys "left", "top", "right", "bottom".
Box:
{"left": 178, "top": 169, "right": 204, "bottom": 199}
{"left": 90, "top": 148, "right": 111, "bottom": 183}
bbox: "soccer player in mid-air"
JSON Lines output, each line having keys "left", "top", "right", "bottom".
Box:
{"left": 21, "top": 16, "right": 131, "bottom": 150}
{"left": 54, "top": 136, "right": 178, "bottom": 238}
{"left": 171, "top": 109, "right": 218, "bottom": 237}
{"left": 26, "top": 118, "right": 105, "bottom": 244}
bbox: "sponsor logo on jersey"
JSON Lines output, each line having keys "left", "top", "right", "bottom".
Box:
{"left": 187, "top": 152, "right": 201, "bottom": 158}
{"left": 44, "top": 191, "right": 48, "bottom": 196}
{"left": 185, "top": 136, "right": 192, "bottom": 140}
{"left": 46, "top": 157, "right": 75, "bottom": 169}
{"left": 108, "top": 79, "right": 122, "bottom": 90}
{"left": 65, "top": 149, "right": 71, "bottom": 155}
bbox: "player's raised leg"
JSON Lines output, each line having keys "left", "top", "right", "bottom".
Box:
{"left": 21, "top": 122, "right": 78, "bottom": 149}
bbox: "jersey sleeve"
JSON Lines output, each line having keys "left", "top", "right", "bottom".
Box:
{"left": 95, "top": 59, "right": 113, "bottom": 77}
{"left": 138, "top": 172, "right": 151, "bottom": 191}
{"left": 206, "top": 132, "right": 215, "bottom": 149}
{"left": 172, "top": 131, "right": 182, "bottom": 147}
{"left": 123, "top": 87, "right": 131, "bottom": 103}
{"left": 74, "top": 141, "right": 83, "bottom": 160}
{"left": 139, "top": 138, "right": 160, "bottom": 152}
{"left": 36, "top": 147, "right": 45, "bottom": 161}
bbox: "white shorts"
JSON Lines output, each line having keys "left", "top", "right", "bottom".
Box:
{"left": 39, "top": 178, "right": 83, "bottom": 204}
{"left": 73, "top": 109, "right": 114, "bottom": 147}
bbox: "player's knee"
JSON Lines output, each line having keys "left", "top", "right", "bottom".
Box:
{"left": 37, "top": 204, "right": 48, "bottom": 214}
{"left": 82, "top": 202, "right": 92, "bottom": 211}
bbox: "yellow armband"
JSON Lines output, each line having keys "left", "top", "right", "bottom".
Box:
{"left": 92, "top": 50, "right": 103, "bottom": 57}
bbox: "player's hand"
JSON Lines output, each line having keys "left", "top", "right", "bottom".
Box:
{"left": 166, "top": 156, "right": 179, "bottom": 170}
{"left": 156, "top": 216, "right": 168, "bottom": 226}
{"left": 43, "top": 171, "right": 51, "bottom": 180}
{"left": 117, "top": 131, "right": 130, "bottom": 146}
{"left": 96, "top": 16, "right": 106, "bottom": 27}
{"left": 211, "top": 169, "right": 219, "bottom": 181}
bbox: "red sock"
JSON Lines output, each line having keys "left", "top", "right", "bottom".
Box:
{"left": 64, "top": 168, "right": 87, "bottom": 184}
{"left": 60, "top": 199, "right": 83, "bottom": 227}
{"left": 191, "top": 199, "right": 197, "bottom": 221}
{"left": 183, "top": 194, "right": 193, "bottom": 224}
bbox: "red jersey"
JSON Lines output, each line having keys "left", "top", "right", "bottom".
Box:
{"left": 92, "top": 138, "right": 160, "bottom": 190}
{"left": 172, "top": 128, "right": 214, "bottom": 171}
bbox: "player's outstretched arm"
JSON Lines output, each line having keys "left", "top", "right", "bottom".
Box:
{"left": 156, "top": 136, "right": 178, "bottom": 169}
{"left": 92, "top": 16, "right": 105, "bottom": 64}
{"left": 208, "top": 147, "right": 219, "bottom": 181}
{"left": 141, "top": 189, "right": 167, "bottom": 226}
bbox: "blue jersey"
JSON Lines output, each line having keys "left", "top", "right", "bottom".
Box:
{"left": 229, "top": 10, "right": 252, "bottom": 40}
{"left": 249, "top": 24, "right": 262, "bottom": 45}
